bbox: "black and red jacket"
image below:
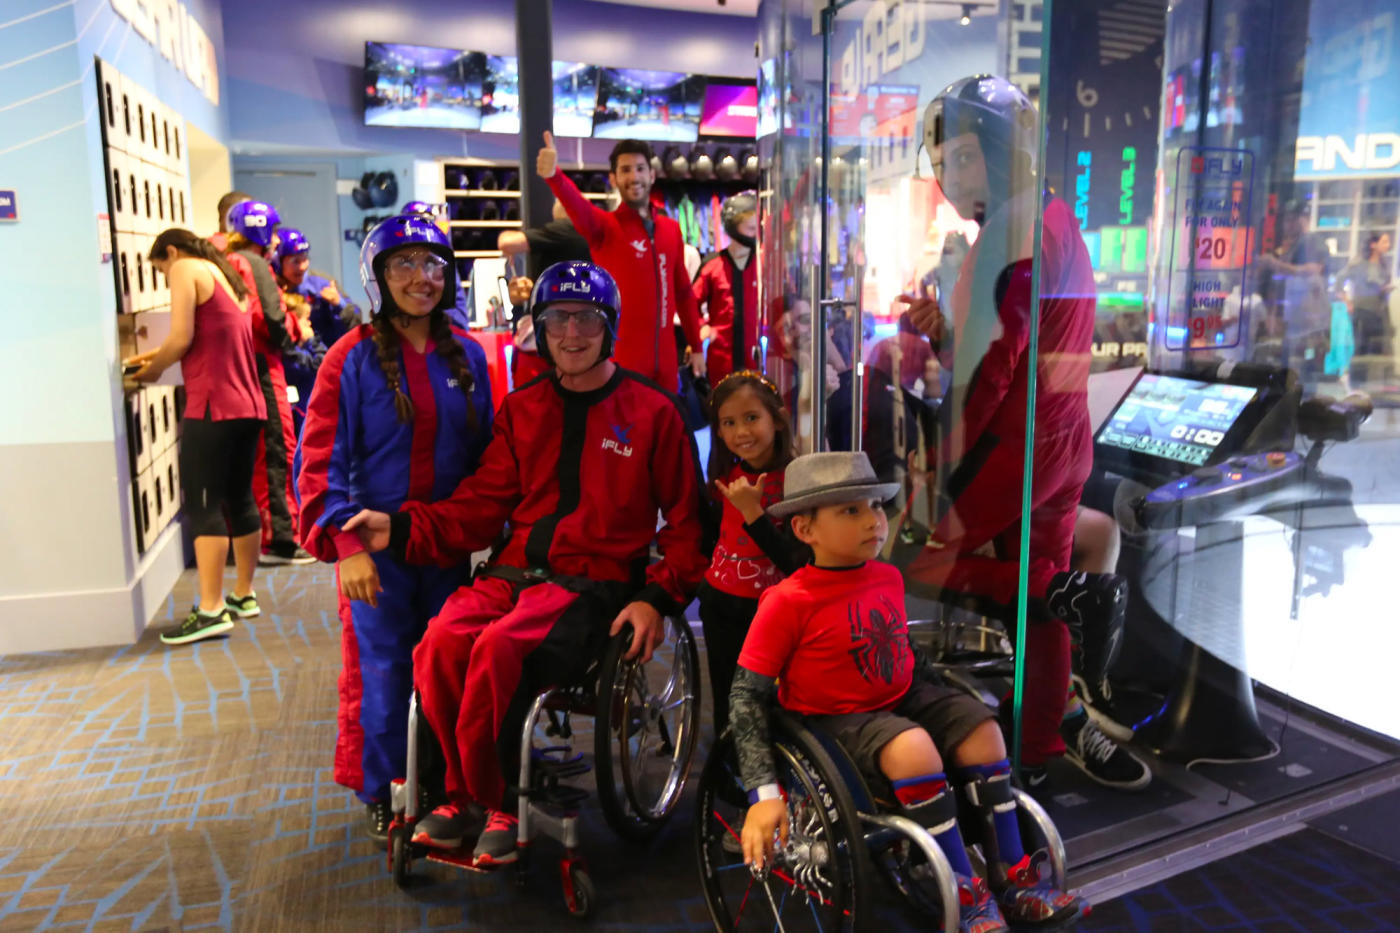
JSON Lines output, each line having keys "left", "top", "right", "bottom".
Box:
{"left": 389, "top": 368, "right": 709, "bottom": 615}
{"left": 546, "top": 171, "right": 704, "bottom": 391}
{"left": 693, "top": 250, "right": 760, "bottom": 382}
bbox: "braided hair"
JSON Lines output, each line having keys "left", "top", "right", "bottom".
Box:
{"left": 371, "top": 308, "right": 478, "bottom": 431}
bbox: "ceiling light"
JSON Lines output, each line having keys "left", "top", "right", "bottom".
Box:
{"left": 959, "top": 4, "right": 973, "bottom": 25}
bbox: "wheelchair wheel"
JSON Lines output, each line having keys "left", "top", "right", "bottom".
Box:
{"left": 389, "top": 824, "right": 412, "bottom": 889}
{"left": 595, "top": 615, "right": 701, "bottom": 842}
{"left": 695, "top": 726, "right": 875, "bottom": 933}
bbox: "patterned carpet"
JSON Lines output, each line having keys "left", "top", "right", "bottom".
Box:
{"left": 6, "top": 563, "right": 1400, "bottom": 932}
{"left": 0, "top": 564, "right": 712, "bottom": 933}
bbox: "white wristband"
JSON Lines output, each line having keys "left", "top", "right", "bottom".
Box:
{"left": 747, "top": 782, "right": 782, "bottom": 805}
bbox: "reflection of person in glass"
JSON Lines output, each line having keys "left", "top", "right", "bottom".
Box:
{"left": 1342, "top": 232, "right": 1394, "bottom": 364}
{"left": 901, "top": 75, "right": 1149, "bottom": 790}
{"left": 1254, "top": 199, "right": 1331, "bottom": 386}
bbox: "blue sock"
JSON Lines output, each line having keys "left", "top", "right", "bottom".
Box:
{"left": 956, "top": 761, "right": 1025, "bottom": 866}
{"left": 892, "top": 773, "right": 974, "bottom": 876}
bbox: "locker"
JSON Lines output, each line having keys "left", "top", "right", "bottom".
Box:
{"left": 98, "top": 61, "right": 127, "bottom": 152}
{"left": 151, "top": 448, "right": 173, "bottom": 535}
{"left": 134, "top": 466, "right": 156, "bottom": 553}
{"left": 107, "top": 150, "right": 137, "bottom": 234}
{"left": 114, "top": 231, "right": 139, "bottom": 313}
{"left": 126, "top": 389, "right": 151, "bottom": 473}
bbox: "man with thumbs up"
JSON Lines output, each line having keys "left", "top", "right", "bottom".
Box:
{"left": 538, "top": 131, "right": 705, "bottom": 392}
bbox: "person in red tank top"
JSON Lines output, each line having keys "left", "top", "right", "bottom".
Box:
{"left": 125, "top": 228, "right": 267, "bottom": 646}
{"left": 698, "top": 371, "right": 805, "bottom": 735}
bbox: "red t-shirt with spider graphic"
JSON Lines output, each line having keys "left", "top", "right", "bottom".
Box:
{"left": 738, "top": 561, "right": 913, "bottom": 716}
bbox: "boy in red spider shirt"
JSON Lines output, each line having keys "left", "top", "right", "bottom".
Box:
{"left": 730, "top": 452, "right": 1087, "bottom": 932}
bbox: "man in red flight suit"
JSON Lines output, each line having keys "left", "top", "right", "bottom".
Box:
{"left": 693, "top": 191, "right": 761, "bottom": 382}
{"left": 901, "top": 75, "right": 1148, "bottom": 791}
{"left": 342, "top": 261, "right": 708, "bottom": 867}
{"left": 537, "top": 131, "right": 705, "bottom": 392}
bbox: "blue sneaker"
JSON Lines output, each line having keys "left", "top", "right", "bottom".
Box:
{"left": 957, "top": 874, "right": 1009, "bottom": 933}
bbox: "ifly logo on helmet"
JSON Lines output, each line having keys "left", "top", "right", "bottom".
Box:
{"left": 602, "top": 422, "right": 634, "bottom": 458}
{"left": 558, "top": 281, "right": 592, "bottom": 294}
{"left": 243, "top": 214, "right": 268, "bottom": 227}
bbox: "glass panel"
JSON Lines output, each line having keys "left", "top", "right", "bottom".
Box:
{"left": 1039, "top": 0, "right": 1400, "bottom": 864}
{"left": 758, "top": 0, "right": 1400, "bottom": 892}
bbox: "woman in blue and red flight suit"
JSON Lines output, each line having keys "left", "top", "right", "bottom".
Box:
{"left": 295, "top": 215, "right": 494, "bottom": 842}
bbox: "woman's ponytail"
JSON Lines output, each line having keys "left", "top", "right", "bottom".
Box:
{"left": 149, "top": 227, "right": 249, "bottom": 301}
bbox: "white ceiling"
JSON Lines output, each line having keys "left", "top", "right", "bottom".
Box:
{"left": 595, "top": 0, "right": 759, "bottom": 15}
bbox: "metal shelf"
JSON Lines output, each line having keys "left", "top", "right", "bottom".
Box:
{"left": 453, "top": 250, "right": 504, "bottom": 258}
{"left": 445, "top": 189, "right": 521, "bottom": 198}
{"left": 449, "top": 220, "right": 520, "bottom": 228}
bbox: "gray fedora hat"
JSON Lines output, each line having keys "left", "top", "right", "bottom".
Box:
{"left": 768, "top": 451, "right": 901, "bottom": 518}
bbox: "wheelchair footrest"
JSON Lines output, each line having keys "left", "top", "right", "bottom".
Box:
{"left": 533, "top": 747, "right": 591, "bottom": 781}
{"left": 530, "top": 784, "right": 591, "bottom": 810}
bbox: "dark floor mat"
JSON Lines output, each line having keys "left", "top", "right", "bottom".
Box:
{"left": 1189, "top": 710, "right": 1382, "bottom": 804}
{"left": 1309, "top": 787, "right": 1400, "bottom": 866}
{"left": 1034, "top": 756, "right": 1195, "bottom": 840}
{"left": 1083, "top": 828, "right": 1400, "bottom": 932}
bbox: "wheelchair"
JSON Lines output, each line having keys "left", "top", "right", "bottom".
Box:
{"left": 694, "top": 710, "right": 1067, "bottom": 933}
{"left": 386, "top": 614, "right": 702, "bottom": 919}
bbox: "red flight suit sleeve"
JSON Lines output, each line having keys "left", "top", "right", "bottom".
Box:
{"left": 545, "top": 170, "right": 611, "bottom": 250}
{"left": 396, "top": 399, "right": 523, "bottom": 567}
{"left": 636, "top": 400, "right": 709, "bottom": 614}
{"left": 693, "top": 260, "right": 715, "bottom": 325}
{"left": 957, "top": 259, "right": 1032, "bottom": 452}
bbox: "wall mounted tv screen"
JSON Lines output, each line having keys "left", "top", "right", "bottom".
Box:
{"left": 480, "top": 54, "right": 520, "bottom": 134}
{"left": 700, "top": 81, "right": 758, "bottom": 138}
{"left": 364, "top": 42, "right": 484, "bottom": 130}
{"left": 553, "top": 62, "right": 600, "bottom": 138}
{"left": 592, "top": 69, "right": 705, "bottom": 143}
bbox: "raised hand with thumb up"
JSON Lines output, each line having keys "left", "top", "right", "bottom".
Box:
{"left": 536, "top": 131, "right": 558, "bottom": 179}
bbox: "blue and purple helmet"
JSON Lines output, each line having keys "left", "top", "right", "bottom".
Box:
{"left": 359, "top": 213, "right": 456, "bottom": 315}
{"left": 226, "top": 200, "right": 281, "bottom": 249}
{"left": 276, "top": 227, "right": 310, "bottom": 260}
{"left": 529, "top": 261, "right": 621, "bottom": 364}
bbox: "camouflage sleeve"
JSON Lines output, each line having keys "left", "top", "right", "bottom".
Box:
{"left": 729, "top": 666, "right": 779, "bottom": 792}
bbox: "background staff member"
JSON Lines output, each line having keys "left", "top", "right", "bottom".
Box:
{"left": 538, "top": 132, "right": 705, "bottom": 392}
{"left": 693, "top": 191, "right": 761, "bottom": 383}
{"left": 498, "top": 198, "right": 592, "bottom": 281}
{"left": 225, "top": 200, "right": 314, "bottom": 566}
{"left": 295, "top": 215, "right": 493, "bottom": 844}
{"left": 125, "top": 229, "right": 267, "bottom": 646}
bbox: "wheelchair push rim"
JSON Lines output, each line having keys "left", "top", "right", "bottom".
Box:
{"left": 695, "top": 733, "right": 873, "bottom": 933}
{"left": 595, "top": 615, "right": 701, "bottom": 840}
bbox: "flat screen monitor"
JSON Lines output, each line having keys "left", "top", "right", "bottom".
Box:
{"left": 1095, "top": 372, "right": 1259, "bottom": 468}
{"left": 364, "top": 42, "right": 484, "bottom": 130}
{"left": 592, "top": 68, "right": 705, "bottom": 142}
{"left": 553, "top": 62, "right": 600, "bottom": 138}
{"left": 700, "top": 81, "right": 758, "bottom": 138}
{"left": 757, "top": 58, "right": 778, "bottom": 137}
{"left": 480, "top": 55, "right": 520, "bottom": 134}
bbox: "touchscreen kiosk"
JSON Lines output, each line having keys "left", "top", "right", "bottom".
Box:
{"left": 1095, "top": 372, "right": 1259, "bottom": 478}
